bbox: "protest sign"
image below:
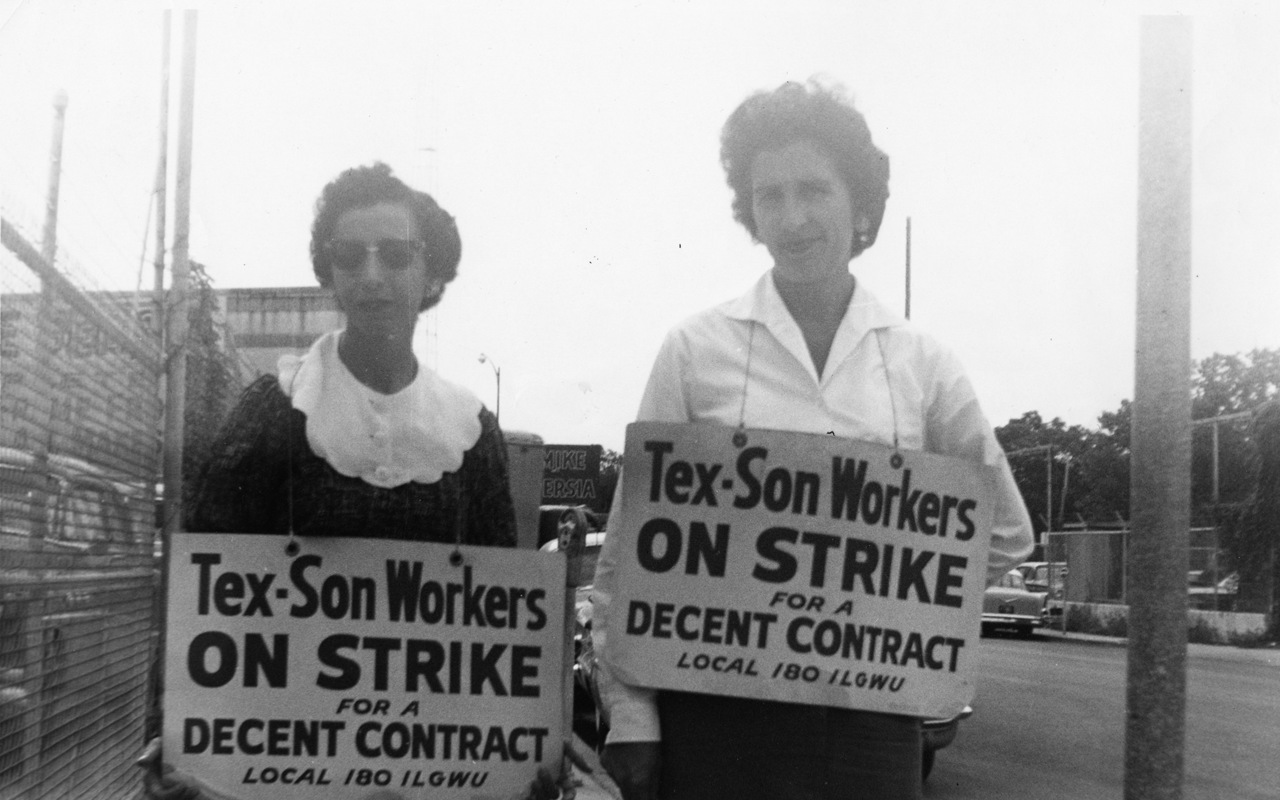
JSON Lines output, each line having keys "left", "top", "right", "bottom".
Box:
{"left": 163, "top": 534, "right": 565, "bottom": 799}
{"left": 607, "top": 422, "right": 995, "bottom": 719}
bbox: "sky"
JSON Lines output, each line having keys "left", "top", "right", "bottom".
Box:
{"left": 1, "top": 0, "right": 1277, "bottom": 451}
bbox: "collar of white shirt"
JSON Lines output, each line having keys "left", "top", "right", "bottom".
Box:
{"left": 277, "top": 330, "right": 483, "bottom": 487}
{"left": 721, "top": 271, "right": 905, "bottom": 384}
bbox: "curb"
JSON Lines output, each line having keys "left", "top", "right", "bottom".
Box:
{"left": 1037, "top": 628, "right": 1127, "bottom": 647}
{"left": 1037, "top": 628, "right": 1280, "bottom": 665}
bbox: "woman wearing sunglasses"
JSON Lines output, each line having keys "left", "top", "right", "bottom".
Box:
{"left": 142, "top": 164, "right": 521, "bottom": 799}
{"left": 186, "top": 160, "right": 516, "bottom": 544}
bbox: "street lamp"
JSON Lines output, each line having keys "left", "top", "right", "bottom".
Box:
{"left": 478, "top": 353, "right": 500, "bottom": 425}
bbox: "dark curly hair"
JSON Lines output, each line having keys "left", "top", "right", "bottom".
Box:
{"left": 720, "top": 80, "right": 890, "bottom": 260}
{"left": 310, "top": 162, "right": 461, "bottom": 312}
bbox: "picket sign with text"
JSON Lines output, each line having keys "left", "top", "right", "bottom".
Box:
{"left": 163, "top": 534, "right": 565, "bottom": 800}
{"left": 608, "top": 422, "right": 995, "bottom": 719}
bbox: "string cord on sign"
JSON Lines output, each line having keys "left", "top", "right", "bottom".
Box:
{"left": 283, "top": 364, "right": 301, "bottom": 557}
{"left": 872, "top": 328, "right": 905, "bottom": 469}
{"left": 449, "top": 482, "right": 465, "bottom": 566}
{"left": 733, "top": 321, "right": 758, "bottom": 448}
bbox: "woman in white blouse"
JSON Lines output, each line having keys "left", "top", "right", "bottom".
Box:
{"left": 593, "top": 80, "right": 1034, "bottom": 800}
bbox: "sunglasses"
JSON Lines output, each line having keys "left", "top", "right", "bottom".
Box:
{"left": 324, "top": 239, "right": 426, "bottom": 272}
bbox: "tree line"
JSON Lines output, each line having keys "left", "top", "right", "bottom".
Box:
{"left": 994, "top": 347, "right": 1278, "bottom": 617}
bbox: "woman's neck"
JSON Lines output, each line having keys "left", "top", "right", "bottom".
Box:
{"left": 771, "top": 268, "right": 856, "bottom": 378}
{"left": 338, "top": 329, "right": 418, "bottom": 394}
{"left": 772, "top": 268, "right": 855, "bottom": 324}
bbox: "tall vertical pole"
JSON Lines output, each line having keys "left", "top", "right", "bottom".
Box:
{"left": 1045, "top": 447, "right": 1053, "bottom": 534}
{"left": 147, "top": 9, "right": 176, "bottom": 743}
{"left": 35, "top": 89, "right": 69, "bottom": 487}
{"left": 1210, "top": 421, "right": 1220, "bottom": 505}
{"left": 1126, "top": 16, "right": 1192, "bottom": 800}
{"left": 153, "top": 10, "right": 172, "bottom": 336}
{"left": 41, "top": 89, "right": 69, "bottom": 267}
{"left": 1060, "top": 457, "right": 1071, "bottom": 524}
{"left": 163, "top": 10, "right": 197, "bottom": 540}
{"left": 904, "top": 216, "right": 912, "bottom": 320}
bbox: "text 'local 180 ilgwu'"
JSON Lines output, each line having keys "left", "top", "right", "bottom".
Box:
{"left": 162, "top": 534, "right": 566, "bottom": 799}
{"left": 607, "top": 422, "right": 995, "bottom": 720}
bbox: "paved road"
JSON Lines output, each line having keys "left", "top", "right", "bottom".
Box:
{"left": 924, "top": 633, "right": 1280, "bottom": 799}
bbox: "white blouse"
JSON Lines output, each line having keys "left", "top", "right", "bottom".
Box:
{"left": 593, "top": 272, "right": 1034, "bottom": 743}
{"left": 277, "top": 331, "right": 482, "bottom": 488}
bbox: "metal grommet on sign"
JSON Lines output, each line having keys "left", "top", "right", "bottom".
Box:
{"left": 732, "top": 428, "right": 748, "bottom": 448}
{"left": 284, "top": 538, "right": 300, "bottom": 557}
{"left": 890, "top": 452, "right": 904, "bottom": 470}
{"left": 449, "top": 549, "right": 464, "bottom": 567}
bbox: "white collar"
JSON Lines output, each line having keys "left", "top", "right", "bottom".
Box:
{"left": 723, "top": 270, "right": 902, "bottom": 329}
{"left": 722, "top": 271, "right": 904, "bottom": 383}
{"left": 277, "top": 331, "right": 483, "bottom": 488}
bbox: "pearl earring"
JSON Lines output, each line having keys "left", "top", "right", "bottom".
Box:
{"left": 856, "top": 218, "right": 871, "bottom": 245}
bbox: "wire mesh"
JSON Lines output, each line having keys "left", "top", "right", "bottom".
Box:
{"left": 2, "top": 215, "right": 161, "bottom": 800}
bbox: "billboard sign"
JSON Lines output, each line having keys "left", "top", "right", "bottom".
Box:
{"left": 540, "top": 444, "right": 601, "bottom": 506}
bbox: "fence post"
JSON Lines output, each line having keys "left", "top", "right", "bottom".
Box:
{"left": 559, "top": 507, "right": 589, "bottom": 766}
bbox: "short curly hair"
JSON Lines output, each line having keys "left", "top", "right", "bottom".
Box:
{"left": 310, "top": 162, "right": 461, "bottom": 312}
{"left": 720, "top": 80, "right": 890, "bottom": 260}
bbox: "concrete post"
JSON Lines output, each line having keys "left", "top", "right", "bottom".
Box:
{"left": 1125, "top": 15, "right": 1192, "bottom": 800}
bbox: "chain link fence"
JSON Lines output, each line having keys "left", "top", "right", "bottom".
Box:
{"left": 2, "top": 212, "right": 162, "bottom": 800}
{"left": 1040, "top": 525, "right": 1237, "bottom": 637}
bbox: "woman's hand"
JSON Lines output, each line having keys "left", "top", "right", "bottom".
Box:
{"left": 525, "top": 764, "right": 577, "bottom": 799}
{"left": 601, "top": 742, "right": 660, "bottom": 800}
{"left": 137, "top": 738, "right": 206, "bottom": 800}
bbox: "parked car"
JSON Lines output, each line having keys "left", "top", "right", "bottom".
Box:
{"left": 1187, "top": 570, "right": 1238, "bottom": 611}
{"left": 0, "top": 448, "right": 157, "bottom": 782}
{"left": 1017, "top": 561, "right": 1067, "bottom": 622}
{"left": 0, "top": 447, "right": 151, "bottom": 559}
{"left": 540, "top": 525, "right": 972, "bottom": 780}
{"left": 982, "top": 569, "right": 1048, "bottom": 637}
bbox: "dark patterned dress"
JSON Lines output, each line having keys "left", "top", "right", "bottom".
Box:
{"left": 186, "top": 375, "right": 516, "bottom": 546}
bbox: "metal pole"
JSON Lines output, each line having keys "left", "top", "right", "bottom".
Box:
{"left": 1211, "top": 421, "right": 1220, "bottom": 506}
{"left": 41, "top": 89, "right": 69, "bottom": 267}
{"left": 1059, "top": 531, "right": 1067, "bottom": 633}
{"left": 153, "top": 9, "right": 171, "bottom": 336}
{"left": 146, "top": 8, "right": 175, "bottom": 744}
{"left": 1046, "top": 447, "right": 1053, "bottom": 535}
{"left": 162, "top": 10, "right": 197, "bottom": 540}
{"left": 559, "top": 508, "right": 587, "bottom": 766}
{"left": 1060, "top": 456, "right": 1071, "bottom": 525}
{"left": 1005, "top": 444, "right": 1052, "bottom": 549}
{"left": 1126, "top": 16, "right": 1191, "bottom": 800}
{"left": 904, "top": 216, "right": 912, "bottom": 319}
{"left": 1191, "top": 411, "right": 1250, "bottom": 507}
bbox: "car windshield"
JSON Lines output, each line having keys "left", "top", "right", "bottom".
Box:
{"left": 1032, "top": 565, "right": 1066, "bottom": 587}
{"left": 0, "top": 464, "right": 57, "bottom": 538}
{"left": 998, "top": 571, "right": 1026, "bottom": 590}
{"left": 56, "top": 479, "right": 132, "bottom": 545}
